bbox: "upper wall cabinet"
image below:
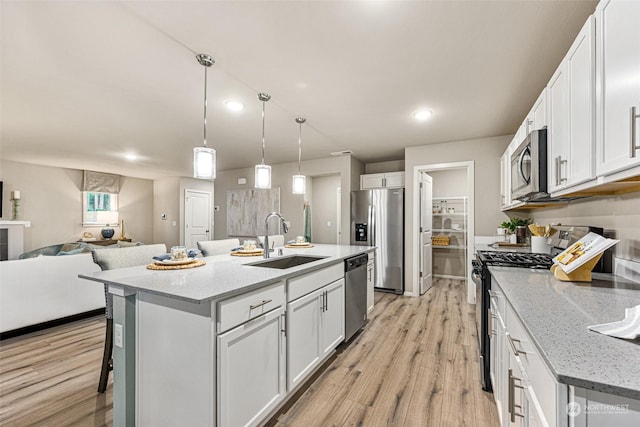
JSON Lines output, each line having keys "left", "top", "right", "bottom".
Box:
{"left": 360, "top": 172, "right": 404, "bottom": 190}
{"left": 595, "top": 0, "right": 640, "bottom": 178}
{"left": 547, "top": 16, "right": 596, "bottom": 195}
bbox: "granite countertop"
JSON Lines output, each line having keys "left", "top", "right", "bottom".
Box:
{"left": 475, "top": 242, "right": 532, "bottom": 253}
{"left": 80, "top": 244, "right": 374, "bottom": 304}
{"left": 489, "top": 266, "right": 640, "bottom": 400}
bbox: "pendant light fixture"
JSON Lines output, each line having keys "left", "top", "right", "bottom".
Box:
{"left": 292, "top": 117, "right": 307, "bottom": 194}
{"left": 255, "top": 92, "right": 272, "bottom": 189}
{"left": 193, "top": 53, "right": 216, "bottom": 180}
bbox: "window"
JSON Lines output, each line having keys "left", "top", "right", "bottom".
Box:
{"left": 83, "top": 191, "right": 119, "bottom": 226}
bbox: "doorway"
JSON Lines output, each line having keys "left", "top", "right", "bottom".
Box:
{"left": 412, "top": 161, "right": 475, "bottom": 303}
{"left": 310, "top": 174, "right": 341, "bottom": 244}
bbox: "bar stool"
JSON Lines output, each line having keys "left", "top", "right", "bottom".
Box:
{"left": 91, "top": 243, "right": 167, "bottom": 393}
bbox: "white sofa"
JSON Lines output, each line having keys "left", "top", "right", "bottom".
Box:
{"left": 0, "top": 253, "right": 103, "bottom": 334}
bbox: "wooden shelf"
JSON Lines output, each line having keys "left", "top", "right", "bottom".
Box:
{"left": 433, "top": 228, "right": 466, "bottom": 233}
{"left": 433, "top": 245, "right": 466, "bottom": 250}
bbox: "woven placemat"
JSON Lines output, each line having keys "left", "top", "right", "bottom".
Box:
{"left": 285, "top": 244, "right": 314, "bottom": 248}
{"left": 147, "top": 260, "right": 206, "bottom": 270}
{"left": 230, "top": 250, "right": 264, "bottom": 257}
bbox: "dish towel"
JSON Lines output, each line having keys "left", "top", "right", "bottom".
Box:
{"left": 304, "top": 202, "right": 312, "bottom": 243}
{"left": 588, "top": 305, "right": 640, "bottom": 339}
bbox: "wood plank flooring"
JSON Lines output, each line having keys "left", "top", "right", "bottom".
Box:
{"left": 268, "top": 279, "right": 499, "bottom": 426}
{"left": 0, "top": 278, "right": 497, "bottom": 427}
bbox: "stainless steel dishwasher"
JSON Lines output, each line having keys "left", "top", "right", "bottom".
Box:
{"left": 344, "top": 253, "right": 368, "bottom": 342}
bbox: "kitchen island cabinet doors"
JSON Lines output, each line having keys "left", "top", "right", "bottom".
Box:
{"left": 218, "top": 307, "right": 286, "bottom": 427}
{"left": 596, "top": 0, "right": 640, "bottom": 178}
{"left": 287, "top": 278, "right": 345, "bottom": 391}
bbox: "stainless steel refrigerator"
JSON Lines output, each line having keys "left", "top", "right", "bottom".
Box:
{"left": 351, "top": 189, "right": 404, "bottom": 294}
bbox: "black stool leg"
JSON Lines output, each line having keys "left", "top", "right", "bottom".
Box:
{"left": 98, "top": 318, "right": 114, "bottom": 393}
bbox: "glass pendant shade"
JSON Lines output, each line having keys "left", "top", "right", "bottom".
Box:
{"left": 255, "top": 164, "right": 272, "bottom": 189}
{"left": 292, "top": 174, "right": 306, "bottom": 194}
{"left": 193, "top": 53, "right": 216, "bottom": 180}
{"left": 194, "top": 146, "right": 216, "bottom": 179}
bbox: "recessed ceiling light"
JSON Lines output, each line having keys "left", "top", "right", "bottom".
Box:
{"left": 413, "top": 109, "right": 433, "bottom": 121}
{"left": 125, "top": 153, "right": 137, "bottom": 161}
{"left": 225, "top": 100, "right": 244, "bottom": 112}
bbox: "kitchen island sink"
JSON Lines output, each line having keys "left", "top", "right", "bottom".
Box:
{"left": 247, "top": 255, "right": 327, "bottom": 269}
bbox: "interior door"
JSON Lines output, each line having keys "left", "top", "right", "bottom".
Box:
{"left": 419, "top": 172, "right": 433, "bottom": 295}
{"left": 185, "top": 189, "right": 212, "bottom": 248}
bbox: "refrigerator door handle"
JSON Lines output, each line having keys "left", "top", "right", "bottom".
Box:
{"left": 370, "top": 204, "right": 375, "bottom": 246}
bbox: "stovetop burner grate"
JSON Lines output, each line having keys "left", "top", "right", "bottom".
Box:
{"left": 477, "top": 251, "right": 553, "bottom": 269}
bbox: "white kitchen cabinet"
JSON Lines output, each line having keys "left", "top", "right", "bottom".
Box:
{"left": 320, "top": 279, "right": 345, "bottom": 357}
{"left": 366, "top": 258, "right": 374, "bottom": 314}
{"left": 287, "top": 278, "right": 345, "bottom": 391}
{"left": 529, "top": 89, "right": 548, "bottom": 132}
{"left": 360, "top": 171, "right": 404, "bottom": 189}
{"left": 489, "top": 288, "right": 508, "bottom": 426}
{"left": 218, "top": 306, "right": 286, "bottom": 427}
{"left": 595, "top": 0, "right": 640, "bottom": 178}
{"left": 547, "top": 17, "right": 596, "bottom": 195}
{"left": 500, "top": 142, "right": 514, "bottom": 210}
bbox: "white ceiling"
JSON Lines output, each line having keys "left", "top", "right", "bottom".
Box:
{"left": 1, "top": 0, "right": 598, "bottom": 180}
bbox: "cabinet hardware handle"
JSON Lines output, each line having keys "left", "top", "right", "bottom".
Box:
{"left": 631, "top": 106, "right": 640, "bottom": 158}
{"left": 560, "top": 158, "right": 567, "bottom": 183}
{"left": 507, "top": 334, "right": 527, "bottom": 356}
{"left": 324, "top": 291, "right": 328, "bottom": 311}
{"left": 249, "top": 299, "right": 272, "bottom": 311}
{"left": 555, "top": 156, "right": 561, "bottom": 186}
{"left": 281, "top": 312, "right": 287, "bottom": 337}
{"left": 508, "top": 369, "right": 525, "bottom": 422}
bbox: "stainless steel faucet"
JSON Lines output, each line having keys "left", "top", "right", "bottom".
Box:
{"left": 263, "top": 212, "right": 289, "bottom": 258}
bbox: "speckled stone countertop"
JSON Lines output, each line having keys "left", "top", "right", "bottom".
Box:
{"left": 489, "top": 266, "right": 640, "bottom": 400}
{"left": 80, "top": 244, "right": 374, "bottom": 304}
{"left": 475, "top": 243, "right": 532, "bottom": 253}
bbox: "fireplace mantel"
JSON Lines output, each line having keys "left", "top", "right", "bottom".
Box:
{"left": 0, "top": 220, "right": 31, "bottom": 260}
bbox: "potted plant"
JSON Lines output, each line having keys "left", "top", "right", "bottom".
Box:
{"left": 500, "top": 218, "right": 531, "bottom": 234}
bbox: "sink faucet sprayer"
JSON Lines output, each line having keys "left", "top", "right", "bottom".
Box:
{"left": 263, "top": 212, "right": 289, "bottom": 259}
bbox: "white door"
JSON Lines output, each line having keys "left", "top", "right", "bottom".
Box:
{"left": 596, "top": 0, "right": 640, "bottom": 176}
{"left": 287, "top": 289, "right": 321, "bottom": 391}
{"left": 185, "top": 189, "right": 211, "bottom": 248}
{"left": 217, "top": 307, "right": 286, "bottom": 427}
{"left": 320, "top": 279, "right": 345, "bottom": 357}
{"left": 419, "top": 172, "right": 433, "bottom": 295}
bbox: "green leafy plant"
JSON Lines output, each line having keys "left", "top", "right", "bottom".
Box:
{"left": 500, "top": 217, "right": 530, "bottom": 234}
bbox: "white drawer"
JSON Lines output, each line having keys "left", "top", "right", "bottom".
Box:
{"left": 506, "top": 303, "right": 557, "bottom": 427}
{"left": 287, "top": 263, "right": 343, "bottom": 302}
{"left": 218, "top": 281, "right": 285, "bottom": 333}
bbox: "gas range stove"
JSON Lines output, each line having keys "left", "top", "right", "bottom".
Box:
{"left": 476, "top": 250, "right": 553, "bottom": 269}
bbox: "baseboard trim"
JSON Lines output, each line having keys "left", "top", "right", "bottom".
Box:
{"left": 0, "top": 308, "right": 105, "bottom": 341}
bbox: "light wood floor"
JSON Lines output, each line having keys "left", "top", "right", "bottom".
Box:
{"left": 0, "top": 278, "right": 497, "bottom": 427}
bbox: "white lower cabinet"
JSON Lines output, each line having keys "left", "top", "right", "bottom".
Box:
{"left": 287, "top": 278, "right": 345, "bottom": 391}
{"left": 217, "top": 307, "right": 286, "bottom": 427}
{"left": 217, "top": 282, "right": 287, "bottom": 427}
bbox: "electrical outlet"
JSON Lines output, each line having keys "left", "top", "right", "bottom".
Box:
{"left": 327, "top": 221, "right": 332, "bottom": 227}
{"left": 114, "top": 323, "right": 123, "bottom": 348}
{"left": 172, "top": 221, "right": 177, "bottom": 227}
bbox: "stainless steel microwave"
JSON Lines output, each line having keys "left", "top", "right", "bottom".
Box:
{"left": 511, "top": 129, "right": 548, "bottom": 201}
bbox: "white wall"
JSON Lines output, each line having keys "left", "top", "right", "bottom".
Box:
{"left": 0, "top": 160, "right": 154, "bottom": 251}
{"left": 214, "top": 155, "right": 360, "bottom": 244}
{"left": 365, "top": 160, "right": 405, "bottom": 174}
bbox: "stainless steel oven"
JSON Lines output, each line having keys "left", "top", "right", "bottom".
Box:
{"left": 511, "top": 129, "right": 548, "bottom": 201}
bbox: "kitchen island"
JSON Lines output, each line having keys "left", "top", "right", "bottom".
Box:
{"left": 489, "top": 266, "right": 640, "bottom": 426}
{"left": 80, "top": 244, "right": 374, "bottom": 427}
